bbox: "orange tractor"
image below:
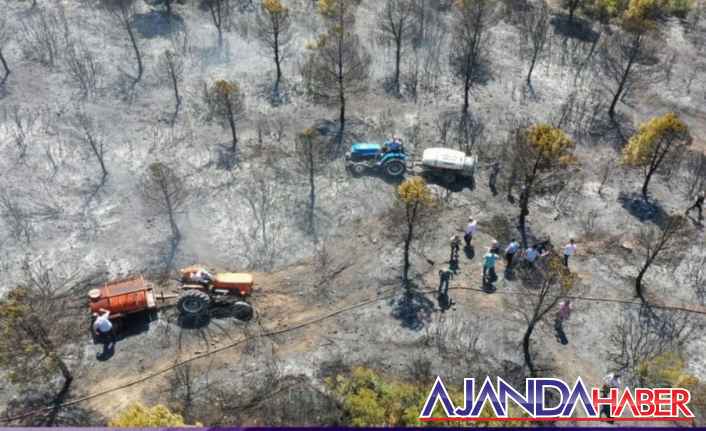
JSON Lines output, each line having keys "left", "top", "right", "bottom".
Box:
{"left": 177, "top": 265, "right": 254, "bottom": 320}
{"left": 88, "top": 266, "right": 254, "bottom": 324}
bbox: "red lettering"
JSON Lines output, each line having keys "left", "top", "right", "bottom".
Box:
{"left": 635, "top": 389, "right": 656, "bottom": 416}
{"left": 592, "top": 387, "right": 619, "bottom": 418}
{"left": 653, "top": 389, "right": 671, "bottom": 417}
{"left": 614, "top": 389, "right": 638, "bottom": 417}
{"left": 672, "top": 389, "right": 695, "bottom": 418}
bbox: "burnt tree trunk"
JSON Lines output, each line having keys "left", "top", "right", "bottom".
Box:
{"left": 394, "top": 37, "right": 402, "bottom": 95}
{"left": 609, "top": 33, "right": 641, "bottom": 120}
{"left": 522, "top": 322, "right": 537, "bottom": 377}
{"left": 125, "top": 20, "right": 143, "bottom": 83}
{"left": 274, "top": 31, "right": 282, "bottom": 95}
{"left": 225, "top": 98, "right": 238, "bottom": 154}
{"left": 402, "top": 202, "right": 419, "bottom": 287}
{"left": 527, "top": 51, "right": 539, "bottom": 85}
{"left": 0, "top": 48, "right": 9, "bottom": 84}
{"left": 635, "top": 260, "right": 650, "bottom": 303}
{"left": 308, "top": 148, "right": 316, "bottom": 233}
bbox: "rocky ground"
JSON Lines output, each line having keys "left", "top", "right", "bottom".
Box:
{"left": 1, "top": 0, "right": 705, "bottom": 427}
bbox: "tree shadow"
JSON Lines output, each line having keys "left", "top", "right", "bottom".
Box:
{"left": 482, "top": 270, "right": 498, "bottom": 293}
{"left": 133, "top": 10, "right": 185, "bottom": 38}
{"left": 391, "top": 283, "right": 434, "bottom": 330}
{"left": 617, "top": 191, "right": 668, "bottom": 223}
{"left": 254, "top": 76, "right": 290, "bottom": 106}
{"left": 215, "top": 145, "right": 239, "bottom": 170}
{"left": 2, "top": 386, "right": 98, "bottom": 426}
{"left": 314, "top": 117, "right": 370, "bottom": 158}
{"left": 586, "top": 111, "right": 635, "bottom": 150}
{"left": 554, "top": 318, "right": 569, "bottom": 345}
{"left": 550, "top": 15, "right": 600, "bottom": 43}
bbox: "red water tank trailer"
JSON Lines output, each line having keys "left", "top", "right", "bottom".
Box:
{"left": 88, "top": 276, "right": 156, "bottom": 318}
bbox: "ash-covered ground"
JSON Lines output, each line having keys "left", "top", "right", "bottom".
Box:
{"left": 1, "top": 0, "right": 705, "bottom": 426}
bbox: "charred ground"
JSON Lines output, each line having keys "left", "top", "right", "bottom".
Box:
{"left": 1, "top": 0, "right": 706, "bottom": 426}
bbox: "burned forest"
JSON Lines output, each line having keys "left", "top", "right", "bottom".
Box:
{"left": 1, "top": 0, "right": 706, "bottom": 427}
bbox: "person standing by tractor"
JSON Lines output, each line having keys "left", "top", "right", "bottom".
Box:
{"left": 686, "top": 190, "right": 704, "bottom": 221}
{"left": 93, "top": 308, "right": 116, "bottom": 358}
{"left": 464, "top": 217, "right": 477, "bottom": 248}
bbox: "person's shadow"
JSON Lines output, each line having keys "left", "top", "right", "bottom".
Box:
{"left": 554, "top": 319, "right": 569, "bottom": 345}
{"left": 96, "top": 336, "right": 116, "bottom": 361}
{"left": 482, "top": 271, "right": 498, "bottom": 293}
{"left": 449, "top": 258, "right": 459, "bottom": 274}
{"left": 504, "top": 266, "right": 516, "bottom": 281}
{"left": 438, "top": 292, "right": 455, "bottom": 312}
{"left": 464, "top": 245, "right": 475, "bottom": 260}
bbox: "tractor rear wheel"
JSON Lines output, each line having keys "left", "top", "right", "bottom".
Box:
{"left": 177, "top": 289, "right": 210, "bottom": 318}
{"left": 232, "top": 301, "right": 254, "bottom": 321}
{"left": 384, "top": 160, "right": 406, "bottom": 177}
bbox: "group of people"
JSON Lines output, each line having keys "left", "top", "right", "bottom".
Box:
{"left": 455, "top": 216, "right": 579, "bottom": 287}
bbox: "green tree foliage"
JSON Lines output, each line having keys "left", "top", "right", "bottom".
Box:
{"left": 328, "top": 367, "right": 530, "bottom": 426}
{"left": 109, "top": 403, "right": 195, "bottom": 427}
{"left": 396, "top": 177, "right": 436, "bottom": 286}
{"left": 637, "top": 351, "right": 705, "bottom": 424}
{"left": 622, "top": 112, "right": 691, "bottom": 201}
{"left": 585, "top": 0, "right": 691, "bottom": 20}
{"left": 509, "top": 124, "right": 576, "bottom": 247}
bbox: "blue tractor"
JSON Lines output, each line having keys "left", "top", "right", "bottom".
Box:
{"left": 345, "top": 141, "right": 407, "bottom": 178}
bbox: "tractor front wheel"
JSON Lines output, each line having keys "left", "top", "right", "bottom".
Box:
{"left": 350, "top": 162, "right": 367, "bottom": 177}
{"left": 232, "top": 301, "right": 254, "bottom": 321}
{"left": 177, "top": 289, "right": 210, "bottom": 318}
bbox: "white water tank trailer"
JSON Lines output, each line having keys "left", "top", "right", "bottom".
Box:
{"left": 421, "top": 148, "right": 476, "bottom": 177}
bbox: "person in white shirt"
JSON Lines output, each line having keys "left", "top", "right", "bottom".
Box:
{"left": 93, "top": 308, "right": 116, "bottom": 358}
{"left": 464, "top": 217, "right": 477, "bottom": 247}
{"left": 93, "top": 308, "right": 113, "bottom": 336}
{"left": 563, "top": 238, "right": 577, "bottom": 268}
